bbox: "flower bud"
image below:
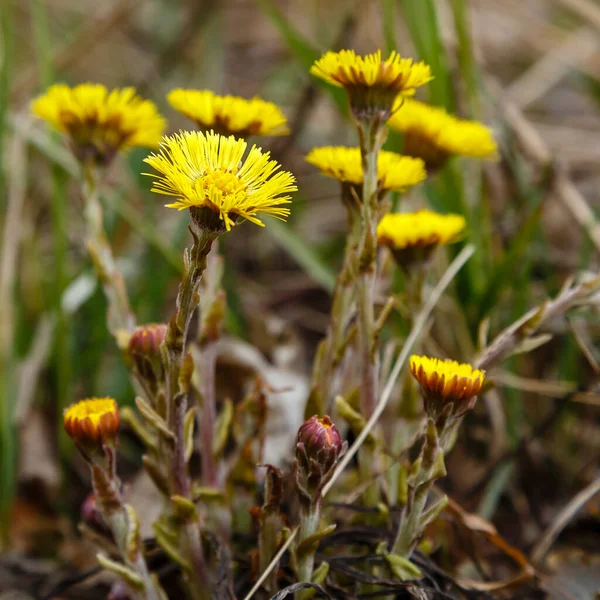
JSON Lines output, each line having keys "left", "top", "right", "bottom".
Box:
{"left": 64, "top": 397, "right": 120, "bottom": 453}
{"left": 128, "top": 324, "right": 167, "bottom": 386}
{"left": 295, "top": 416, "right": 345, "bottom": 505}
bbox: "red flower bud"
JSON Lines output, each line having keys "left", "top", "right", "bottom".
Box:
{"left": 128, "top": 324, "right": 167, "bottom": 385}
{"left": 295, "top": 416, "right": 345, "bottom": 505}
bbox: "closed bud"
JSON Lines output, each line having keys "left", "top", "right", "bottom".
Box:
{"left": 128, "top": 324, "right": 167, "bottom": 387}
{"left": 295, "top": 416, "right": 345, "bottom": 505}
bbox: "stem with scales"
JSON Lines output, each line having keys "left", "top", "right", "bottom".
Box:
{"left": 356, "top": 117, "right": 385, "bottom": 509}
{"left": 161, "top": 223, "right": 218, "bottom": 600}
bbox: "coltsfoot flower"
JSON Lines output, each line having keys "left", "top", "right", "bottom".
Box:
{"left": 128, "top": 324, "right": 167, "bottom": 386}
{"left": 64, "top": 397, "right": 120, "bottom": 450}
{"left": 144, "top": 131, "right": 297, "bottom": 232}
{"left": 306, "top": 146, "right": 426, "bottom": 193}
{"left": 167, "top": 89, "right": 289, "bottom": 137}
{"left": 388, "top": 99, "right": 497, "bottom": 169}
{"left": 377, "top": 210, "right": 466, "bottom": 270}
{"left": 310, "top": 50, "right": 432, "bottom": 120}
{"left": 31, "top": 83, "right": 166, "bottom": 165}
{"left": 409, "top": 355, "right": 484, "bottom": 420}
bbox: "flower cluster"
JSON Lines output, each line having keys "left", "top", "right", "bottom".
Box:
{"left": 32, "top": 40, "right": 502, "bottom": 598}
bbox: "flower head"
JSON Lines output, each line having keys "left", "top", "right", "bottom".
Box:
{"left": 388, "top": 99, "right": 497, "bottom": 169}
{"left": 128, "top": 324, "right": 167, "bottom": 386}
{"left": 410, "top": 355, "right": 484, "bottom": 420}
{"left": 306, "top": 146, "right": 426, "bottom": 192}
{"left": 144, "top": 130, "right": 296, "bottom": 231}
{"left": 311, "top": 50, "right": 432, "bottom": 120}
{"left": 295, "top": 415, "right": 345, "bottom": 505}
{"left": 377, "top": 210, "right": 466, "bottom": 270}
{"left": 64, "top": 397, "right": 119, "bottom": 450}
{"left": 167, "top": 89, "right": 289, "bottom": 137}
{"left": 31, "top": 83, "right": 166, "bottom": 165}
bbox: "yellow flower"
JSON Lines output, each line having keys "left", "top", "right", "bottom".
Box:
{"left": 167, "top": 89, "right": 289, "bottom": 137}
{"left": 31, "top": 83, "right": 166, "bottom": 165}
{"left": 377, "top": 210, "right": 466, "bottom": 249}
{"left": 410, "top": 355, "right": 484, "bottom": 419}
{"left": 144, "top": 131, "right": 296, "bottom": 231}
{"left": 306, "top": 146, "right": 426, "bottom": 192}
{"left": 377, "top": 210, "right": 466, "bottom": 272}
{"left": 64, "top": 397, "right": 120, "bottom": 449}
{"left": 388, "top": 99, "right": 497, "bottom": 169}
{"left": 310, "top": 50, "right": 432, "bottom": 118}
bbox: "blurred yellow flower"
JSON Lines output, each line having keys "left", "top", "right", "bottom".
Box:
{"left": 377, "top": 210, "right": 466, "bottom": 250}
{"left": 409, "top": 355, "right": 484, "bottom": 418}
{"left": 144, "top": 131, "right": 296, "bottom": 231}
{"left": 306, "top": 146, "right": 426, "bottom": 192}
{"left": 388, "top": 99, "right": 497, "bottom": 168}
{"left": 310, "top": 50, "right": 432, "bottom": 117}
{"left": 167, "top": 89, "right": 289, "bottom": 137}
{"left": 31, "top": 83, "right": 166, "bottom": 165}
{"left": 64, "top": 397, "right": 120, "bottom": 448}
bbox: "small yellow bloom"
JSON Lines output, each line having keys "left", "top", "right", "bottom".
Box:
{"left": 311, "top": 50, "right": 432, "bottom": 119}
{"left": 144, "top": 131, "right": 296, "bottom": 231}
{"left": 64, "top": 397, "right": 120, "bottom": 448}
{"left": 410, "top": 355, "right": 484, "bottom": 419}
{"left": 377, "top": 210, "right": 466, "bottom": 272}
{"left": 306, "top": 146, "right": 426, "bottom": 192}
{"left": 31, "top": 83, "right": 166, "bottom": 165}
{"left": 377, "top": 210, "right": 466, "bottom": 250}
{"left": 167, "top": 89, "right": 289, "bottom": 137}
{"left": 388, "top": 99, "right": 497, "bottom": 169}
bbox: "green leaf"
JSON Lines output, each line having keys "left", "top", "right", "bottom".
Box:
{"left": 135, "top": 397, "right": 175, "bottom": 441}
{"left": 385, "top": 553, "right": 423, "bottom": 580}
{"left": 96, "top": 553, "right": 144, "bottom": 589}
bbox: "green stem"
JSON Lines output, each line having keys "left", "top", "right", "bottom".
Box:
{"left": 310, "top": 187, "right": 361, "bottom": 414}
{"left": 392, "top": 420, "right": 445, "bottom": 557}
{"left": 92, "top": 463, "right": 164, "bottom": 600}
{"left": 295, "top": 503, "right": 321, "bottom": 600}
{"left": 82, "top": 166, "right": 135, "bottom": 341}
{"left": 356, "top": 118, "right": 384, "bottom": 510}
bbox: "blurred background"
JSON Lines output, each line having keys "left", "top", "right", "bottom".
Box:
{"left": 2, "top": 0, "right": 600, "bottom": 597}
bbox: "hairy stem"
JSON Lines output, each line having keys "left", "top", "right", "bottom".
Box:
{"left": 91, "top": 463, "right": 163, "bottom": 600}
{"left": 356, "top": 118, "right": 384, "bottom": 510}
{"left": 82, "top": 165, "right": 135, "bottom": 341}
{"left": 294, "top": 503, "right": 321, "bottom": 600}
{"left": 161, "top": 225, "right": 218, "bottom": 599}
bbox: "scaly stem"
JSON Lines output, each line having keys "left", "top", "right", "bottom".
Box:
{"left": 356, "top": 118, "right": 384, "bottom": 509}
{"left": 162, "top": 225, "right": 217, "bottom": 599}
{"left": 294, "top": 502, "right": 322, "bottom": 600}
{"left": 392, "top": 420, "right": 447, "bottom": 558}
{"left": 82, "top": 165, "right": 135, "bottom": 341}
{"left": 310, "top": 193, "right": 360, "bottom": 414}
{"left": 91, "top": 458, "right": 163, "bottom": 600}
